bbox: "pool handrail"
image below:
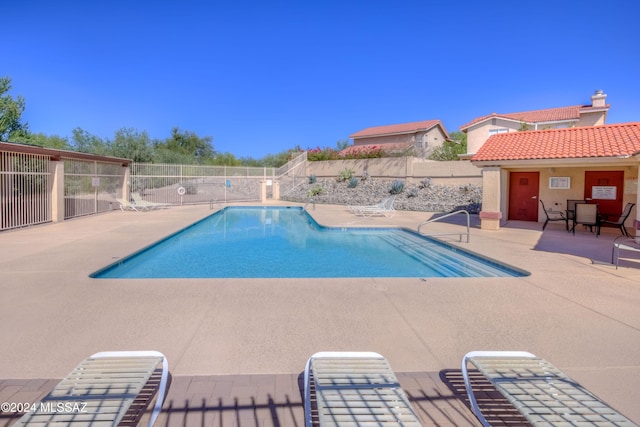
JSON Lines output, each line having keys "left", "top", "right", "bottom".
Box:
{"left": 418, "top": 210, "right": 470, "bottom": 243}
{"left": 303, "top": 198, "right": 316, "bottom": 211}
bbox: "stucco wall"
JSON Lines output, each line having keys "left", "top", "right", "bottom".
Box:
{"left": 536, "top": 166, "right": 637, "bottom": 221}
{"left": 466, "top": 111, "right": 608, "bottom": 155}
{"left": 353, "top": 126, "right": 447, "bottom": 154}
{"left": 307, "top": 157, "right": 482, "bottom": 186}
{"left": 354, "top": 134, "right": 413, "bottom": 145}
{"left": 424, "top": 126, "right": 447, "bottom": 149}
{"left": 577, "top": 111, "right": 607, "bottom": 127}
{"left": 466, "top": 118, "right": 520, "bottom": 154}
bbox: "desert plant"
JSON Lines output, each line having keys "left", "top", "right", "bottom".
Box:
{"left": 347, "top": 177, "right": 359, "bottom": 188}
{"left": 406, "top": 186, "right": 418, "bottom": 198}
{"left": 361, "top": 171, "right": 369, "bottom": 181}
{"left": 389, "top": 180, "right": 405, "bottom": 195}
{"left": 308, "top": 186, "right": 323, "bottom": 197}
{"left": 308, "top": 174, "right": 317, "bottom": 184}
{"left": 419, "top": 177, "right": 432, "bottom": 189}
{"left": 337, "top": 168, "right": 355, "bottom": 182}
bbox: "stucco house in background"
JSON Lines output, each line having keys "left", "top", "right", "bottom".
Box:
{"left": 470, "top": 122, "right": 640, "bottom": 232}
{"left": 346, "top": 119, "right": 450, "bottom": 158}
{"left": 460, "top": 90, "right": 609, "bottom": 156}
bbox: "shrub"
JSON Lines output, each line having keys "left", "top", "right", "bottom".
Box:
{"left": 419, "top": 177, "right": 432, "bottom": 189}
{"left": 406, "top": 186, "right": 418, "bottom": 198}
{"left": 308, "top": 186, "right": 323, "bottom": 197}
{"left": 307, "top": 147, "right": 339, "bottom": 161}
{"left": 308, "top": 174, "right": 317, "bottom": 184}
{"left": 347, "top": 177, "right": 359, "bottom": 188}
{"left": 337, "top": 168, "right": 355, "bottom": 182}
{"left": 306, "top": 145, "right": 386, "bottom": 161}
{"left": 389, "top": 180, "right": 405, "bottom": 195}
{"left": 340, "top": 145, "right": 386, "bottom": 159}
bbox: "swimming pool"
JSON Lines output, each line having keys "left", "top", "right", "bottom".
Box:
{"left": 91, "top": 206, "right": 528, "bottom": 278}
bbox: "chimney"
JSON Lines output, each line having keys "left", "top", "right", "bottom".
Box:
{"left": 591, "top": 90, "right": 607, "bottom": 108}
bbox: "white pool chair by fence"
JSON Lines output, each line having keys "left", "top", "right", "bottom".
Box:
{"left": 13, "top": 351, "right": 169, "bottom": 427}
{"left": 131, "top": 192, "right": 171, "bottom": 209}
{"left": 462, "top": 351, "right": 637, "bottom": 427}
{"left": 304, "top": 351, "right": 423, "bottom": 427}
{"left": 348, "top": 196, "right": 396, "bottom": 218}
{"left": 117, "top": 198, "right": 145, "bottom": 212}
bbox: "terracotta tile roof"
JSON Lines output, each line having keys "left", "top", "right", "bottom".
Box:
{"left": 459, "top": 105, "right": 607, "bottom": 130}
{"left": 350, "top": 119, "right": 443, "bottom": 138}
{"left": 471, "top": 123, "right": 640, "bottom": 162}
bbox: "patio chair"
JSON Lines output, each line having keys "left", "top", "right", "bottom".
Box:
{"left": 13, "top": 351, "right": 169, "bottom": 427}
{"left": 132, "top": 192, "right": 171, "bottom": 210}
{"left": 348, "top": 196, "right": 396, "bottom": 217}
{"left": 572, "top": 202, "right": 600, "bottom": 235}
{"left": 304, "top": 351, "right": 423, "bottom": 427}
{"left": 462, "top": 351, "right": 638, "bottom": 427}
{"left": 566, "top": 199, "right": 587, "bottom": 231}
{"left": 600, "top": 202, "right": 635, "bottom": 236}
{"left": 539, "top": 200, "right": 566, "bottom": 230}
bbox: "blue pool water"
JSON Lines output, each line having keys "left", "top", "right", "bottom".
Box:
{"left": 91, "top": 207, "right": 528, "bottom": 278}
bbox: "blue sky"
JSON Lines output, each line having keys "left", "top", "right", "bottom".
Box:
{"left": 6, "top": 1, "right": 640, "bottom": 158}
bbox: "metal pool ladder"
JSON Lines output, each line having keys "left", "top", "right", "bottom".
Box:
{"left": 417, "top": 210, "right": 471, "bottom": 243}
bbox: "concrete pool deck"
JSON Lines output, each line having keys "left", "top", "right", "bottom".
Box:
{"left": 1, "top": 202, "right": 639, "bottom": 426}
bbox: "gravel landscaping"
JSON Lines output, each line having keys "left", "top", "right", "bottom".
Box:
{"left": 281, "top": 177, "right": 482, "bottom": 213}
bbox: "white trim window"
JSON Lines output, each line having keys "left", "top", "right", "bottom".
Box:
{"left": 488, "top": 128, "right": 509, "bottom": 136}
{"left": 415, "top": 133, "right": 427, "bottom": 148}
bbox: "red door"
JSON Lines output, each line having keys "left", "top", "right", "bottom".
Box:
{"left": 584, "top": 171, "right": 623, "bottom": 216}
{"left": 509, "top": 172, "right": 540, "bottom": 221}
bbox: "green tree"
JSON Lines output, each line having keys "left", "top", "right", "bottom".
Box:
{"left": 518, "top": 122, "right": 531, "bottom": 131}
{"left": 156, "top": 127, "right": 214, "bottom": 163}
{"left": 12, "top": 132, "right": 72, "bottom": 150}
{"left": 0, "top": 76, "right": 29, "bottom": 141}
{"left": 152, "top": 146, "right": 197, "bottom": 164}
{"left": 71, "top": 127, "right": 109, "bottom": 155}
{"left": 428, "top": 131, "right": 467, "bottom": 161}
{"left": 238, "top": 156, "right": 262, "bottom": 167}
{"left": 335, "top": 139, "right": 350, "bottom": 151}
{"left": 110, "top": 127, "right": 153, "bottom": 162}
{"left": 257, "top": 147, "right": 303, "bottom": 168}
{"left": 207, "top": 152, "right": 242, "bottom": 166}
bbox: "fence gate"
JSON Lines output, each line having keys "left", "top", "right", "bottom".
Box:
{"left": 0, "top": 150, "right": 52, "bottom": 231}
{"left": 63, "top": 158, "right": 125, "bottom": 219}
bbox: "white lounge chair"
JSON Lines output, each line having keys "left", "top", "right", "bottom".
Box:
{"left": 13, "top": 351, "right": 169, "bottom": 427}
{"left": 462, "top": 351, "right": 638, "bottom": 427}
{"left": 348, "top": 196, "right": 396, "bottom": 218}
{"left": 131, "top": 192, "right": 171, "bottom": 209}
{"left": 117, "top": 198, "right": 146, "bottom": 212}
{"left": 304, "top": 351, "right": 423, "bottom": 427}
